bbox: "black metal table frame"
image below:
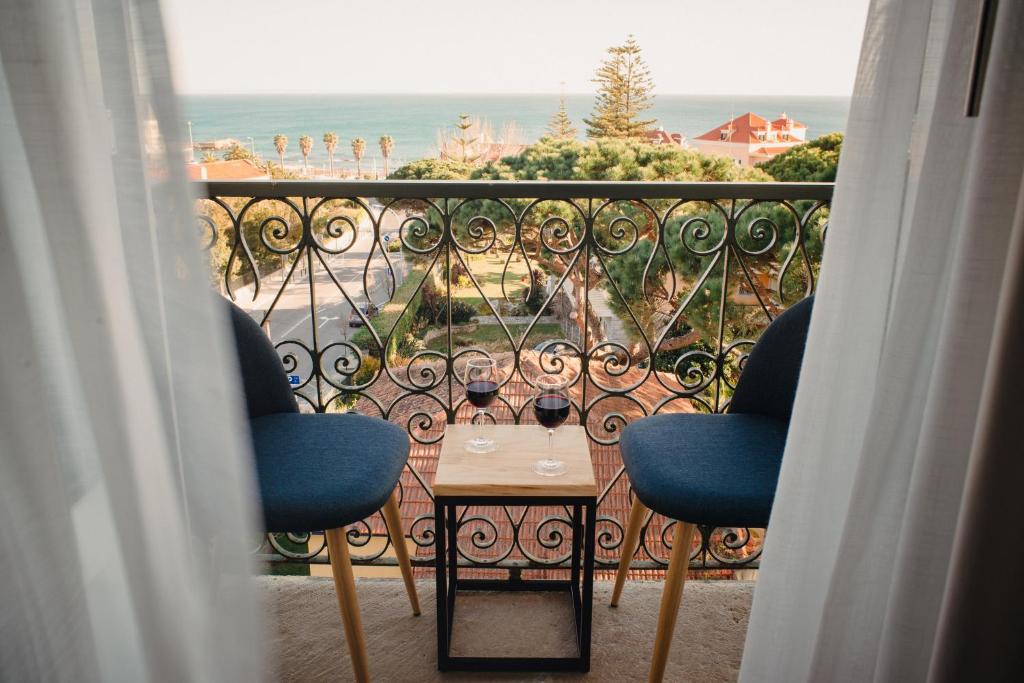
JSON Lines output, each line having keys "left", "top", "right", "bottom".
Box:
{"left": 434, "top": 495, "right": 597, "bottom": 672}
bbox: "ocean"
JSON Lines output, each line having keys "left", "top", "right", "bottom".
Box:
{"left": 180, "top": 94, "right": 850, "bottom": 171}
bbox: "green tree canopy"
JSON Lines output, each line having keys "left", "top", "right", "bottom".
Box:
{"left": 757, "top": 132, "right": 844, "bottom": 181}
{"left": 388, "top": 158, "right": 474, "bottom": 180}
{"left": 472, "top": 138, "right": 770, "bottom": 183}
{"left": 584, "top": 35, "right": 656, "bottom": 140}
{"left": 222, "top": 143, "right": 254, "bottom": 161}
{"left": 547, "top": 95, "right": 576, "bottom": 140}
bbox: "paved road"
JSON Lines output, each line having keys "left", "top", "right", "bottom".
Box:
{"left": 232, "top": 207, "right": 406, "bottom": 402}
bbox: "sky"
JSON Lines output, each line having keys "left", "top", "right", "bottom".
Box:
{"left": 163, "top": 0, "right": 870, "bottom": 96}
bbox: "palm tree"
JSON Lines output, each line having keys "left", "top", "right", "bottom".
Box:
{"left": 379, "top": 135, "right": 394, "bottom": 177}
{"left": 323, "top": 132, "right": 338, "bottom": 176}
{"left": 351, "top": 137, "right": 366, "bottom": 177}
{"left": 299, "top": 134, "right": 313, "bottom": 175}
{"left": 273, "top": 134, "right": 288, "bottom": 168}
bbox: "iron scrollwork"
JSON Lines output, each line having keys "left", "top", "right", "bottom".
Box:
{"left": 197, "top": 180, "right": 830, "bottom": 572}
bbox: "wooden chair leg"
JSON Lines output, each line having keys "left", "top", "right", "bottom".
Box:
{"left": 382, "top": 490, "right": 421, "bottom": 616}
{"left": 611, "top": 496, "right": 649, "bottom": 607}
{"left": 649, "top": 521, "right": 696, "bottom": 683}
{"left": 325, "top": 527, "right": 371, "bottom": 683}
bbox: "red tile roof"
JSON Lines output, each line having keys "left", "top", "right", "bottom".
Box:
{"left": 771, "top": 113, "right": 807, "bottom": 129}
{"left": 645, "top": 129, "right": 684, "bottom": 146}
{"left": 696, "top": 112, "right": 806, "bottom": 145}
{"left": 343, "top": 352, "right": 748, "bottom": 579}
{"left": 185, "top": 159, "right": 266, "bottom": 181}
{"left": 694, "top": 112, "right": 770, "bottom": 144}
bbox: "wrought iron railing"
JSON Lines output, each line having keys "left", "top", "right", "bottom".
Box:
{"left": 196, "top": 180, "right": 831, "bottom": 572}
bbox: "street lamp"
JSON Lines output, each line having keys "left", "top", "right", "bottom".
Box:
{"left": 247, "top": 136, "right": 256, "bottom": 158}
{"left": 187, "top": 120, "right": 194, "bottom": 163}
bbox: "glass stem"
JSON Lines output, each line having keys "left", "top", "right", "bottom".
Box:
{"left": 547, "top": 428, "right": 554, "bottom": 463}
{"left": 477, "top": 409, "right": 485, "bottom": 442}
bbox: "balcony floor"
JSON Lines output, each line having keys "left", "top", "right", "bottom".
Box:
{"left": 261, "top": 576, "right": 753, "bottom": 682}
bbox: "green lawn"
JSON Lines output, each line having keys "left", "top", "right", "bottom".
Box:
{"left": 426, "top": 322, "right": 563, "bottom": 353}
{"left": 452, "top": 253, "right": 530, "bottom": 308}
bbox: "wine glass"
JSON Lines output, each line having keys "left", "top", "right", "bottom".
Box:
{"left": 532, "top": 374, "right": 571, "bottom": 476}
{"left": 464, "top": 357, "right": 499, "bottom": 453}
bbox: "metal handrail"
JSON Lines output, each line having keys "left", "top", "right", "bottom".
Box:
{"left": 195, "top": 180, "right": 832, "bottom": 572}
{"left": 197, "top": 179, "right": 834, "bottom": 201}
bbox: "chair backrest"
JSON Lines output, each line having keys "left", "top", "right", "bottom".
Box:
{"left": 728, "top": 296, "right": 814, "bottom": 422}
{"left": 226, "top": 300, "right": 299, "bottom": 419}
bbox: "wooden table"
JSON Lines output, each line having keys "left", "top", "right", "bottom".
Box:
{"left": 433, "top": 424, "right": 598, "bottom": 673}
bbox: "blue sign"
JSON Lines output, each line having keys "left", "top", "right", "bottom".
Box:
{"left": 288, "top": 375, "right": 301, "bottom": 386}
{"left": 383, "top": 234, "right": 391, "bottom": 243}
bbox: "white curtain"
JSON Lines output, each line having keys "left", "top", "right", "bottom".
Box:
{"left": 0, "top": 0, "right": 264, "bottom": 681}
{"left": 740, "top": 0, "right": 1024, "bottom": 680}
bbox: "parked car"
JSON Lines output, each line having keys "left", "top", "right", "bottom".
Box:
{"left": 348, "top": 303, "right": 378, "bottom": 328}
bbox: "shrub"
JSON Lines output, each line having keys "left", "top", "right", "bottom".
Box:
{"left": 439, "top": 300, "right": 476, "bottom": 325}
{"left": 350, "top": 355, "right": 380, "bottom": 386}
{"left": 397, "top": 332, "right": 425, "bottom": 357}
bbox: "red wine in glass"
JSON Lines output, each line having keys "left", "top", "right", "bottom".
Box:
{"left": 466, "top": 380, "right": 499, "bottom": 409}
{"left": 534, "top": 394, "right": 570, "bottom": 428}
{"left": 533, "top": 374, "right": 570, "bottom": 476}
{"left": 464, "top": 358, "right": 499, "bottom": 452}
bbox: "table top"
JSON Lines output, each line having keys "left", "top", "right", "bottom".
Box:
{"left": 434, "top": 424, "right": 598, "bottom": 498}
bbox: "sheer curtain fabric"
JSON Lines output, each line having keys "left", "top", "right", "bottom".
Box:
{"left": 0, "top": 0, "right": 263, "bottom": 680}
{"left": 740, "top": 0, "right": 1024, "bottom": 680}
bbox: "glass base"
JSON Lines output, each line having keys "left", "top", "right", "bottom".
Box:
{"left": 465, "top": 437, "right": 497, "bottom": 454}
{"left": 533, "top": 459, "right": 567, "bottom": 476}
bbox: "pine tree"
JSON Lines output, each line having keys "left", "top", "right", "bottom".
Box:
{"left": 452, "top": 114, "right": 481, "bottom": 164}
{"left": 584, "top": 35, "right": 657, "bottom": 139}
{"left": 547, "top": 95, "right": 577, "bottom": 140}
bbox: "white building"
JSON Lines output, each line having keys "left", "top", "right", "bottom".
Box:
{"left": 691, "top": 112, "right": 807, "bottom": 167}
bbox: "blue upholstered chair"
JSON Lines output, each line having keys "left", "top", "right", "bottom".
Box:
{"left": 611, "top": 296, "right": 814, "bottom": 683}
{"left": 227, "top": 302, "right": 419, "bottom": 683}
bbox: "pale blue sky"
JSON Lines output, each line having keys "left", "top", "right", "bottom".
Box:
{"left": 164, "top": 0, "right": 870, "bottom": 96}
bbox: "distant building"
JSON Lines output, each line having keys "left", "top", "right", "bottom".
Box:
{"left": 644, "top": 127, "right": 686, "bottom": 147}
{"left": 691, "top": 112, "right": 807, "bottom": 167}
{"left": 192, "top": 138, "right": 243, "bottom": 152}
{"left": 185, "top": 159, "right": 268, "bottom": 181}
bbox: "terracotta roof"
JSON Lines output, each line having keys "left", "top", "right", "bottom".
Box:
{"left": 337, "top": 351, "right": 749, "bottom": 579}
{"left": 771, "top": 113, "right": 807, "bottom": 129}
{"left": 695, "top": 112, "right": 808, "bottom": 145}
{"left": 694, "top": 112, "right": 770, "bottom": 144}
{"left": 185, "top": 159, "right": 267, "bottom": 181}
{"left": 645, "top": 129, "right": 684, "bottom": 146}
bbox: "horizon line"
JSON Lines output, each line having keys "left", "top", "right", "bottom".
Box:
{"left": 178, "top": 91, "right": 853, "bottom": 99}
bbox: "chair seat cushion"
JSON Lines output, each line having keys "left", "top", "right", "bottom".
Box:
{"left": 620, "top": 413, "right": 789, "bottom": 528}
{"left": 249, "top": 413, "right": 409, "bottom": 532}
